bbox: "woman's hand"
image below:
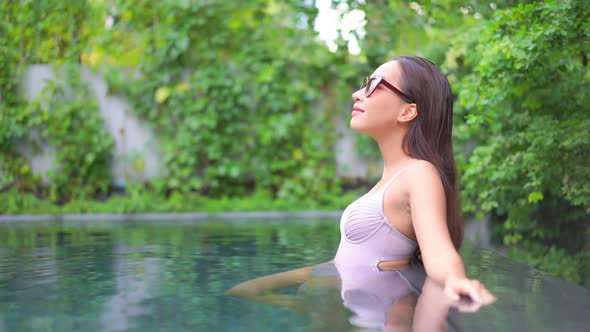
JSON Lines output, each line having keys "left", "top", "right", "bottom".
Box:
{"left": 443, "top": 276, "right": 496, "bottom": 312}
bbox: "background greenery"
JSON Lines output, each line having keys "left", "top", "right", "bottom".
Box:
{"left": 1, "top": 0, "right": 588, "bottom": 286}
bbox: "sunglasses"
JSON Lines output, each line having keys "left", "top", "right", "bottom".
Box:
{"left": 360, "top": 75, "right": 415, "bottom": 103}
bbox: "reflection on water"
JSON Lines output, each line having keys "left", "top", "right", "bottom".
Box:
{"left": 100, "top": 246, "right": 162, "bottom": 332}
{"left": 0, "top": 219, "right": 588, "bottom": 331}
{"left": 302, "top": 261, "right": 430, "bottom": 330}
{"left": 336, "top": 263, "right": 422, "bottom": 329}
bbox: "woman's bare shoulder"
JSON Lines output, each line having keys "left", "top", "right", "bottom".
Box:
{"left": 404, "top": 159, "right": 443, "bottom": 189}
{"left": 405, "top": 159, "right": 439, "bottom": 177}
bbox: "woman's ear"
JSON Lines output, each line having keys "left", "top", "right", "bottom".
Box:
{"left": 398, "top": 104, "right": 418, "bottom": 123}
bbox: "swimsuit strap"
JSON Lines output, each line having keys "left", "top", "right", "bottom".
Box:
{"left": 379, "top": 166, "right": 411, "bottom": 197}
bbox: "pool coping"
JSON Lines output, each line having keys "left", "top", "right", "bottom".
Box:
{"left": 0, "top": 211, "right": 343, "bottom": 223}
{"left": 0, "top": 211, "right": 506, "bottom": 255}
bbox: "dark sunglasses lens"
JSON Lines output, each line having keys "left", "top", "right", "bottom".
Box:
{"left": 365, "top": 77, "right": 380, "bottom": 96}
{"left": 360, "top": 77, "right": 368, "bottom": 89}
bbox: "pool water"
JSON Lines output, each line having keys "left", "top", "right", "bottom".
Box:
{"left": 0, "top": 218, "right": 588, "bottom": 331}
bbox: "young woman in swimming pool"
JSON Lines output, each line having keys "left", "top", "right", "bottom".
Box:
{"left": 337, "top": 55, "right": 495, "bottom": 304}
{"left": 227, "top": 55, "right": 495, "bottom": 310}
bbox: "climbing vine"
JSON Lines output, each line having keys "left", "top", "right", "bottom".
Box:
{"left": 1, "top": 0, "right": 354, "bottom": 209}
{"left": 0, "top": 1, "right": 113, "bottom": 202}
{"left": 95, "top": 0, "right": 351, "bottom": 204}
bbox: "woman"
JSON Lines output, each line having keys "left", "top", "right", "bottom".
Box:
{"left": 227, "top": 55, "right": 495, "bottom": 320}
{"left": 339, "top": 55, "right": 495, "bottom": 304}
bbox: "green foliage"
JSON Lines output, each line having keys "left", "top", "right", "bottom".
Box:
{"left": 349, "top": 0, "right": 589, "bottom": 285}
{"left": 0, "top": 186, "right": 360, "bottom": 215}
{"left": 0, "top": 1, "right": 113, "bottom": 200}
{"left": 1, "top": 0, "right": 351, "bottom": 208}
{"left": 34, "top": 66, "right": 114, "bottom": 199}
{"left": 447, "top": 0, "right": 590, "bottom": 284}
{"left": 454, "top": 0, "right": 590, "bottom": 213}
{"left": 97, "top": 0, "right": 345, "bottom": 204}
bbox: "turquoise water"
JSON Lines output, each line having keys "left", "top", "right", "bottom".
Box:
{"left": 0, "top": 218, "right": 588, "bottom": 331}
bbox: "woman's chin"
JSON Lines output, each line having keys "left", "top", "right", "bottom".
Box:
{"left": 350, "top": 119, "right": 371, "bottom": 135}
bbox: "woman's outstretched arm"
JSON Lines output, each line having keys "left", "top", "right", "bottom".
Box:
{"left": 224, "top": 266, "right": 314, "bottom": 311}
{"left": 225, "top": 266, "right": 313, "bottom": 297}
{"left": 408, "top": 161, "right": 495, "bottom": 305}
{"left": 225, "top": 265, "right": 340, "bottom": 313}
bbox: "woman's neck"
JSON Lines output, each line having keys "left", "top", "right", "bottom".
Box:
{"left": 376, "top": 130, "right": 413, "bottom": 179}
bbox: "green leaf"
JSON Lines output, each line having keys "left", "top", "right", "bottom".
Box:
{"left": 528, "top": 192, "right": 544, "bottom": 203}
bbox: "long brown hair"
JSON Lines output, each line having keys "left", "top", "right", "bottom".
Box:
{"left": 394, "top": 55, "right": 464, "bottom": 252}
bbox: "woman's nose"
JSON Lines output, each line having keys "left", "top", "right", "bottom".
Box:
{"left": 352, "top": 88, "right": 364, "bottom": 102}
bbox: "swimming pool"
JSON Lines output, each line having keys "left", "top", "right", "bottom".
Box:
{"left": 0, "top": 218, "right": 588, "bottom": 331}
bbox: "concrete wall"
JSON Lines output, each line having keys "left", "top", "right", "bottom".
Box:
{"left": 18, "top": 65, "right": 368, "bottom": 186}
{"left": 20, "top": 65, "right": 165, "bottom": 186}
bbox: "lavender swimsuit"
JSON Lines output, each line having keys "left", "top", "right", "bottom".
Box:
{"left": 312, "top": 167, "right": 459, "bottom": 329}
{"left": 334, "top": 167, "right": 418, "bottom": 269}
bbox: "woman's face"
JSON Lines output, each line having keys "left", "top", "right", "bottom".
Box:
{"left": 350, "top": 60, "right": 409, "bottom": 136}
